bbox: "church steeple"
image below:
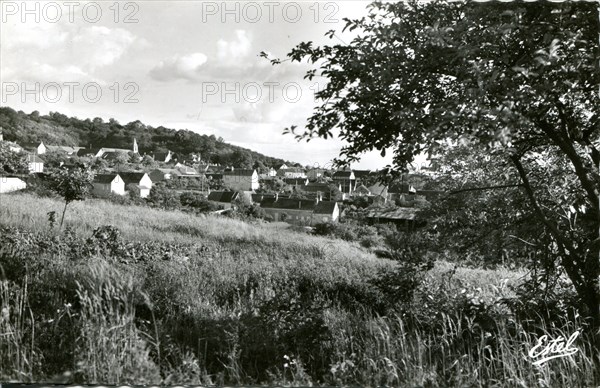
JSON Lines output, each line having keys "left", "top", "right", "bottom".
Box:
{"left": 133, "top": 138, "right": 138, "bottom": 153}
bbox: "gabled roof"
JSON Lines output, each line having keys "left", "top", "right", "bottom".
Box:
{"left": 279, "top": 167, "right": 305, "bottom": 173}
{"left": 366, "top": 207, "right": 420, "bottom": 220}
{"left": 152, "top": 168, "right": 181, "bottom": 175}
{"left": 93, "top": 173, "right": 120, "bottom": 184}
{"left": 222, "top": 169, "right": 256, "bottom": 177}
{"left": 100, "top": 147, "right": 131, "bottom": 154}
{"left": 46, "top": 145, "right": 82, "bottom": 154}
{"left": 118, "top": 172, "right": 148, "bottom": 185}
{"left": 26, "top": 154, "right": 43, "bottom": 163}
{"left": 21, "top": 142, "right": 43, "bottom": 150}
{"left": 251, "top": 193, "right": 277, "bottom": 203}
{"left": 260, "top": 198, "right": 316, "bottom": 211}
{"left": 77, "top": 148, "right": 100, "bottom": 157}
{"left": 313, "top": 201, "right": 338, "bottom": 215}
{"left": 299, "top": 183, "right": 331, "bottom": 192}
{"left": 102, "top": 151, "right": 126, "bottom": 160}
{"left": 352, "top": 170, "right": 371, "bottom": 178}
{"left": 207, "top": 191, "right": 239, "bottom": 203}
{"left": 283, "top": 178, "right": 307, "bottom": 185}
{"left": 332, "top": 171, "right": 354, "bottom": 179}
{"left": 388, "top": 182, "right": 414, "bottom": 194}
{"left": 152, "top": 151, "right": 173, "bottom": 161}
{"left": 354, "top": 184, "right": 371, "bottom": 194}
{"left": 367, "top": 183, "right": 388, "bottom": 197}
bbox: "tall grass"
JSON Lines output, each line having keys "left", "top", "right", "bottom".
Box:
{"left": 324, "top": 309, "right": 598, "bottom": 387}
{"left": 0, "top": 278, "right": 38, "bottom": 382}
{"left": 0, "top": 192, "right": 597, "bottom": 386}
{"left": 74, "top": 259, "right": 160, "bottom": 384}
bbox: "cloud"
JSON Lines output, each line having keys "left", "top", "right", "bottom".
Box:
{"left": 150, "top": 29, "right": 278, "bottom": 82}
{"left": 217, "top": 30, "right": 252, "bottom": 63}
{"left": 72, "top": 26, "right": 137, "bottom": 69}
{"left": 149, "top": 53, "right": 209, "bottom": 81}
{"left": 1, "top": 23, "right": 139, "bottom": 83}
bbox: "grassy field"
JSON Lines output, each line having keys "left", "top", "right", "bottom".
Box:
{"left": 0, "top": 192, "right": 597, "bottom": 386}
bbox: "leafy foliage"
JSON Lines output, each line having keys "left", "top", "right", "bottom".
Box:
{"left": 275, "top": 0, "right": 600, "bottom": 329}
{"left": 0, "top": 142, "right": 28, "bottom": 175}
{"left": 47, "top": 165, "right": 94, "bottom": 227}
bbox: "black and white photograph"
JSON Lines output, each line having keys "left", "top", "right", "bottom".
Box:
{"left": 0, "top": 0, "right": 599, "bottom": 386}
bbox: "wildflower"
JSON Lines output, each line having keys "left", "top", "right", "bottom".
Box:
{"left": 1, "top": 307, "right": 9, "bottom": 321}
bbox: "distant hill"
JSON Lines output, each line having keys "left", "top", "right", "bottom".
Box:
{"left": 0, "top": 106, "right": 299, "bottom": 168}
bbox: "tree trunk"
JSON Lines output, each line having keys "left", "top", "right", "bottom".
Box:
{"left": 60, "top": 201, "right": 68, "bottom": 229}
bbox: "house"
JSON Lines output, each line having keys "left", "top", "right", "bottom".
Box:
{"left": 250, "top": 193, "right": 277, "bottom": 204}
{"left": 367, "top": 183, "right": 388, "bottom": 198}
{"left": 259, "top": 196, "right": 339, "bottom": 225}
{"left": 27, "top": 154, "right": 44, "bottom": 173}
{"left": 22, "top": 141, "right": 46, "bottom": 155}
{"left": 365, "top": 207, "right": 424, "bottom": 230}
{"left": 77, "top": 148, "right": 100, "bottom": 157}
{"left": 298, "top": 182, "right": 340, "bottom": 201}
{"left": 259, "top": 198, "right": 317, "bottom": 224}
{"left": 307, "top": 168, "right": 327, "bottom": 180}
{"left": 352, "top": 184, "right": 371, "bottom": 197}
{"left": 222, "top": 169, "right": 259, "bottom": 191}
{"left": 196, "top": 164, "right": 211, "bottom": 173}
{"left": 207, "top": 191, "right": 240, "bottom": 209}
{"left": 175, "top": 163, "right": 198, "bottom": 175}
{"left": 0, "top": 176, "right": 26, "bottom": 193}
{"left": 45, "top": 145, "right": 83, "bottom": 155}
{"left": 118, "top": 172, "right": 153, "bottom": 198}
{"left": 274, "top": 163, "right": 289, "bottom": 170}
{"left": 94, "top": 138, "right": 140, "bottom": 158}
{"left": 283, "top": 177, "right": 309, "bottom": 187}
{"left": 267, "top": 167, "right": 277, "bottom": 177}
{"left": 277, "top": 167, "right": 306, "bottom": 179}
{"left": 313, "top": 201, "right": 340, "bottom": 223}
{"left": 352, "top": 169, "right": 371, "bottom": 182}
{"left": 205, "top": 172, "right": 223, "bottom": 181}
{"left": 332, "top": 170, "right": 356, "bottom": 194}
{"left": 387, "top": 181, "right": 416, "bottom": 202}
{"left": 92, "top": 173, "right": 126, "bottom": 197}
{"left": 151, "top": 150, "right": 174, "bottom": 163}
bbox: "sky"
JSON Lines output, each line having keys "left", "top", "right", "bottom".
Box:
{"left": 0, "top": 0, "right": 419, "bottom": 170}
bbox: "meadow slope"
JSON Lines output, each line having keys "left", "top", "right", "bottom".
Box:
{"left": 1, "top": 192, "right": 597, "bottom": 386}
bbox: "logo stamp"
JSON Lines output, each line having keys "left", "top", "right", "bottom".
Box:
{"left": 528, "top": 330, "right": 580, "bottom": 366}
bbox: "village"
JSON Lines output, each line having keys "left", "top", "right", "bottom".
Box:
{"left": 0, "top": 131, "right": 442, "bottom": 229}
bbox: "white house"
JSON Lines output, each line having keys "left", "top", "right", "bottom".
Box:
{"left": 26, "top": 154, "right": 44, "bottom": 173}
{"left": 92, "top": 173, "right": 126, "bottom": 196}
{"left": 259, "top": 197, "right": 339, "bottom": 225}
{"left": 23, "top": 141, "right": 46, "bottom": 155}
{"left": 277, "top": 167, "right": 306, "bottom": 179}
{"left": 222, "top": 169, "right": 259, "bottom": 191}
{"left": 119, "top": 172, "right": 153, "bottom": 198}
